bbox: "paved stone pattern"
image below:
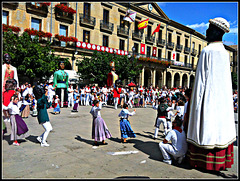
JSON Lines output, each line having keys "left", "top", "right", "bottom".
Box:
{"left": 2, "top": 105, "right": 238, "bottom": 179}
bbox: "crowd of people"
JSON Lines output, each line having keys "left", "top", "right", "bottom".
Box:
{"left": 2, "top": 17, "right": 238, "bottom": 172}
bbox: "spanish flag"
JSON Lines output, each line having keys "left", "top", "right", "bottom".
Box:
{"left": 138, "top": 18, "right": 149, "bottom": 29}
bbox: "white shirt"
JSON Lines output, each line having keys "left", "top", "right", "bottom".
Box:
{"left": 68, "top": 86, "right": 74, "bottom": 96}
{"left": 165, "top": 129, "right": 188, "bottom": 154}
{"left": 48, "top": 85, "right": 56, "bottom": 96}
{"left": 176, "top": 106, "right": 185, "bottom": 117}
{"left": 8, "top": 102, "right": 21, "bottom": 115}
{"left": 22, "top": 87, "right": 29, "bottom": 97}
{"left": 118, "top": 109, "right": 135, "bottom": 119}
{"left": 90, "top": 102, "right": 102, "bottom": 118}
{"left": 102, "top": 87, "right": 108, "bottom": 94}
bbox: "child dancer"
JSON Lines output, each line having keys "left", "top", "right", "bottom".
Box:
{"left": 53, "top": 95, "right": 61, "bottom": 114}
{"left": 7, "top": 95, "right": 29, "bottom": 146}
{"left": 72, "top": 96, "right": 80, "bottom": 112}
{"left": 118, "top": 103, "right": 136, "bottom": 143}
{"left": 34, "top": 85, "right": 53, "bottom": 147}
{"left": 90, "top": 99, "right": 112, "bottom": 146}
{"left": 20, "top": 94, "right": 31, "bottom": 118}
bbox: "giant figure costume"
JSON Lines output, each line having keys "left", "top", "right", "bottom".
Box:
{"left": 107, "top": 61, "right": 118, "bottom": 88}
{"left": 53, "top": 61, "right": 69, "bottom": 107}
{"left": 187, "top": 17, "right": 236, "bottom": 171}
{"left": 2, "top": 54, "right": 19, "bottom": 92}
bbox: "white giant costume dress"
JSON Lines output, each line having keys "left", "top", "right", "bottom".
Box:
{"left": 187, "top": 42, "right": 236, "bottom": 149}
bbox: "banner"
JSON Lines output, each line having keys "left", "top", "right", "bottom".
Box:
{"left": 140, "top": 43, "right": 145, "bottom": 54}
{"left": 152, "top": 47, "right": 157, "bottom": 57}
{"left": 76, "top": 41, "right": 128, "bottom": 56}
{"left": 172, "top": 51, "right": 176, "bottom": 61}
{"left": 152, "top": 23, "right": 161, "bottom": 36}
{"left": 138, "top": 18, "right": 149, "bottom": 29}
{"left": 123, "top": 9, "right": 137, "bottom": 23}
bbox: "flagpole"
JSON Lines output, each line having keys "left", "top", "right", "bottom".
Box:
{"left": 127, "top": 3, "right": 131, "bottom": 53}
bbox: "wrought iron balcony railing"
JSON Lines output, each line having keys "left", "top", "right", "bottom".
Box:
{"left": 176, "top": 44, "right": 183, "bottom": 52}
{"left": 145, "top": 35, "right": 155, "bottom": 44}
{"left": 157, "top": 39, "right": 165, "bottom": 46}
{"left": 184, "top": 46, "right": 191, "bottom": 54}
{"left": 100, "top": 20, "right": 114, "bottom": 32}
{"left": 132, "top": 30, "right": 143, "bottom": 40}
{"left": 191, "top": 48, "right": 197, "bottom": 56}
{"left": 117, "top": 25, "right": 129, "bottom": 37}
{"left": 79, "top": 13, "right": 96, "bottom": 27}
{"left": 167, "top": 42, "right": 174, "bottom": 49}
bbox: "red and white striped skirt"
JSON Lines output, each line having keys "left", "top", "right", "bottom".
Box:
{"left": 187, "top": 143, "right": 234, "bottom": 171}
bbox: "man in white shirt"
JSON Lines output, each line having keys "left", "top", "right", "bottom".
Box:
{"left": 68, "top": 84, "right": 74, "bottom": 107}
{"left": 159, "top": 117, "right": 188, "bottom": 165}
{"left": 21, "top": 82, "right": 29, "bottom": 98}
{"left": 28, "top": 84, "right": 33, "bottom": 96}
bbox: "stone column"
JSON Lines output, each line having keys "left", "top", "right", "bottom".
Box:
{"left": 187, "top": 74, "right": 190, "bottom": 88}
{"left": 153, "top": 69, "right": 156, "bottom": 87}
{"left": 150, "top": 69, "right": 153, "bottom": 86}
{"left": 171, "top": 72, "right": 174, "bottom": 88}
{"left": 163, "top": 70, "right": 166, "bottom": 87}
{"left": 141, "top": 66, "right": 145, "bottom": 86}
{"left": 179, "top": 72, "right": 183, "bottom": 88}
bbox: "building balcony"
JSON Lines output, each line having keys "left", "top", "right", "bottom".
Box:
{"left": 3, "top": 2, "right": 18, "bottom": 9}
{"left": 55, "top": 11, "right": 74, "bottom": 24}
{"left": 184, "top": 46, "right": 191, "bottom": 54}
{"left": 26, "top": 3, "right": 48, "bottom": 17}
{"left": 145, "top": 35, "right": 155, "bottom": 44}
{"left": 156, "top": 39, "right": 165, "bottom": 47}
{"left": 117, "top": 25, "right": 129, "bottom": 38}
{"left": 176, "top": 44, "right": 183, "bottom": 52}
{"left": 132, "top": 30, "right": 143, "bottom": 41}
{"left": 167, "top": 42, "right": 174, "bottom": 49}
{"left": 100, "top": 20, "right": 114, "bottom": 33}
{"left": 79, "top": 13, "right": 96, "bottom": 29}
{"left": 191, "top": 48, "right": 197, "bottom": 56}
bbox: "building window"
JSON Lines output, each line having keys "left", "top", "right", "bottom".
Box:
{"left": 176, "top": 53, "right": 180, "bottom": 61}
{"left": 158, "top": 29, "right": 162, "bottom": 40}
{"left": 103, "top": 9, "right": 109, "bottom": 23}
{"left": 3, "top": 11, "right": 9, "bottom": 25}
{"left": 60, "top": 24, "right": 68, "bottom": 46}
{"left": 31, "top": 17, "right": 41, "bottom": 31}
{"left": 147, "top": 26, "right": 152, "bottom": 37}
{"left": 134, "top": 21, "right": 139, "bottom": 31}
{"left": 158, "top": 49, "right": 162, "bottom": 59}
{"left": 103, "top": 35, "right": 109, "bottom": 47}
{"left": 83, "top": 30, "right": 90, "bottom": 43}
{"left": 198, "top": 44, "right": 201, "bottom": 55}
{"left": 177, "top": 36, "right": 180, "bottom": 45}
{"left": 147, "top": 46, "right": 151, "bottom": 57}
{"left": 185, "top": 38, "right": 188, "bottom": 47}
{"left": 134, "top": 43, "right": 139, "bottom": 54}
{"left": 168, "top": 51, "right": 171, "bottom": 60}
{"left": 84, "top": 3, "right": 91, "bottom": 17}
{"left": 184, "top": 55, "right": 188, "bottom": 66}
{"left": 192, "top": 42, "right": 195, "bottom": 49}
{"left": 192, "top": 57, "right": 194, "bottom": 68}
{"left": 168, "top": 33, "right": 172, "bottom": 43}
{"left": 31, "top": 18, "right": 42, "bottom": 39}
{"left": 119, "top": 39, "right": 125, "bottom": 50}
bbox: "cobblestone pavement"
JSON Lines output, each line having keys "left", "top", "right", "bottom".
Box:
{"left": 2, "top": 105, "right": 238, "bottom": 179}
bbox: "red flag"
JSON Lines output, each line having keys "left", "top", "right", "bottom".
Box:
{"left": 152, "top": 47, "right": 157, "bottom": 57}
{"left": 140, "top": 43, "right": 145, "bottom": 54}
{"left": 152, "top": 23, "right": 161, "bottom": 36}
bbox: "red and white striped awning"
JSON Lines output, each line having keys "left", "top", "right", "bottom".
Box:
{"left": 76, "top": 41, "right": 128, "bottom": 56}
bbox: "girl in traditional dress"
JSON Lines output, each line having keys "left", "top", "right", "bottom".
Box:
{"left": 118, "top": 103, "right": 136, "bottom": 143}
{"left": 90, "top": 99, "right": 112, "bottom": 146}
{"left": 34, "top": 85, "right": 53, "bottom": 147}
{"left": 53, "top": 95, "right": 61, "bottom": 114}
{"left": 72, "top": 96, "right": 80, "bottom": 112}
{"left": 7, "top": 95, "right": 29, "bottom": 146}
{"left": 21, "top": 94, "right": 31, "bottom": 118}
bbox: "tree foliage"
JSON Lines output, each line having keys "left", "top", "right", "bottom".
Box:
{"left": 76, "top": 51, "right": 142, "bottom": 86}
{"left": 3, "top": 30, "right": 66, "bottom": 84}
{"left": 231, "top": 72, "right": 238, "bottom": 90}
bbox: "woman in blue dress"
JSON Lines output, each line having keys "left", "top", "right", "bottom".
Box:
{"left": 118, "top": 103, "right": 136, "bottom": 143}
{"left": 53, "top": 95, "right": 61, "bottom": 114}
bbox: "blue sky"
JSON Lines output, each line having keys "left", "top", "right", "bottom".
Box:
{"left": 157, "top": 2, "right": 238, "bottom": 45}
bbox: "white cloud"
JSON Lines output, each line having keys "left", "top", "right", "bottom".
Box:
{"left": 229, "top": 27, "right": 238, "bottom": 34}
{"left": 186, "top": 22, "right": 209, "bottom": 29}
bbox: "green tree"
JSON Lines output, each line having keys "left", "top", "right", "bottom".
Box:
{"left": 231, "top": 72, "right": 238, "bottom": 90}
{"left": 76, "top": 51, "right": 142, "bottom": 86}
{"left": 3, "top": 29, "right": 65, "bottom": 84}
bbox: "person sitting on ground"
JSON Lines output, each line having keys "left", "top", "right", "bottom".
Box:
{"left": 159, "top": 116, "right": 188, "bottom": 165}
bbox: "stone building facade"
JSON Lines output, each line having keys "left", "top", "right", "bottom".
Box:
{"left": 2, "top": 2, "right": 236, "bottom": 88}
